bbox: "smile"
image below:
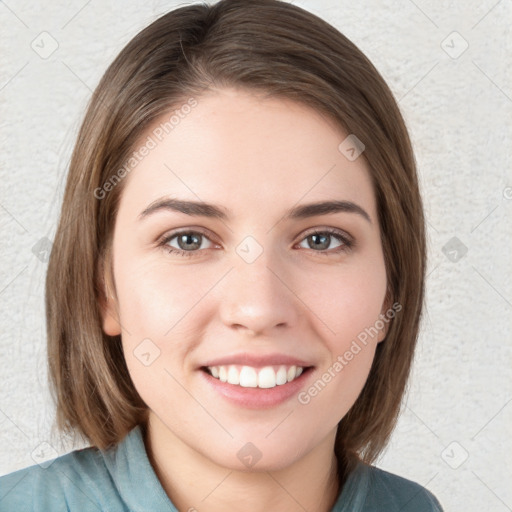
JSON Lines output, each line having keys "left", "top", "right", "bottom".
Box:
{"left": 203, "top": 364, "right": 306, "bottom": 389}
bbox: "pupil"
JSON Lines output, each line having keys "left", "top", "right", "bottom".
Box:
{"left": 180, "top": 233, "right": 200, "bottom": 250}
{"left": 311, "top": 233, "right": 328, "bottom": 250}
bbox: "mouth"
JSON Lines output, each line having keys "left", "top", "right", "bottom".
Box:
{"left": 197, "top": 352, "right": 316, "bottom": 408}
{"left": 200, "top": 364, "right": 314, "bottom": 389}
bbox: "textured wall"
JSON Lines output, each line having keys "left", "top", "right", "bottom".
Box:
{"left": 1, "top": 1, "right": 511, "bottom": 511}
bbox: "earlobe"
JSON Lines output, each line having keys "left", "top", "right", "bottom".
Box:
{"left": 101, "top": 294, "right": 122, "bottom": 336}
{"left": 377, "top": 321, "right": 388, "bottom": 344}
{"left": 98, "top": 254, "right": 122, "bottom": 337}
{"left": 377, "top": 290, "right": 393, "bottom": 343}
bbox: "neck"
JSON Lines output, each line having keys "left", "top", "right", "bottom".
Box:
{"left": 143, "top": 416, "right": 344, "bottom": 512}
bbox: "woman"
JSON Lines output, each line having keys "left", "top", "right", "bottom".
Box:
{"left": 0, "top": 1, "right": 443, "bottom": 510}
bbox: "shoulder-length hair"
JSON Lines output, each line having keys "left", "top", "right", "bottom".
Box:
{"left": 46, "top": 0, "right": 425, "bottom": 477}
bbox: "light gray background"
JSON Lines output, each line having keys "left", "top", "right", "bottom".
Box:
{"left": 1, "top": 1, "right": 511, "bottom": 511}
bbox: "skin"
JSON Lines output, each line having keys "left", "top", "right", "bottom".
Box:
{"left": 101, "top": 87, "right": 389, "bottom": 512}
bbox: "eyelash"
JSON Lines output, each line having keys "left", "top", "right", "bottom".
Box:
{"left": 157, "top": 227, "right": 354, "bottom": 258}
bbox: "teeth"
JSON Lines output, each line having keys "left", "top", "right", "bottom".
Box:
{"left": 276, "top": 366, "right": 288, "bottom": 385}
{"left": 227, "top": 366, "right": 240, "bottom": 385}
{"left": 239, "top": 366, "right": 258, "bottom": 387}
{"left": 258, "top": 367, "right": 276, "bottom": 388}
{"left": 206, "top": 364, "right": 306, "bottom": 388}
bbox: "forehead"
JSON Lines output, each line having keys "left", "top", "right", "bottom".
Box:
{"left": 117, "top": 87, "right": 376, "bottom": 222}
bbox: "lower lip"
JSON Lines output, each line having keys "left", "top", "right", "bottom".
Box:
{"left": 199, "top": 368, "right": 314, "bottom": 409}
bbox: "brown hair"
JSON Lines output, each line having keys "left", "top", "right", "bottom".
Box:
{"left": 46, "top": 0, "right": 425, "bottom": 481}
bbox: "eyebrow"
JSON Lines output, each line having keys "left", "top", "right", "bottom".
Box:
{"left": 138, "top": 198, "right": 372, "bottom": 223}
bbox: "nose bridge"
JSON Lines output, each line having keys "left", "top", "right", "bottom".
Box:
{"left": 217, "top": 235, "right": 298, "bottom": 334}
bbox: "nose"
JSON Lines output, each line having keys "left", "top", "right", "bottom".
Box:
{"left": 217, "top": 247, "right": 300, "bottom": 337}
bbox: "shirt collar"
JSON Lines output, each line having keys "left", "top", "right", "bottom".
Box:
{"left": 105, "top": 424, "right": 369, "bottom": 512}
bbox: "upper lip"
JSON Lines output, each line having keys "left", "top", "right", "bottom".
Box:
{"left": 200, "top": 353, "right": 315, "bottom": 369}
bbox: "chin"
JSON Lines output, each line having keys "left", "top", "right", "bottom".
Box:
{"left": 201, "top": 437, "right": 316, "bottom": 474}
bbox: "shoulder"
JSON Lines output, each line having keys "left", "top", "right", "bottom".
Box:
{"left": 0, "top": 425, "right": 171, "bottom": 512}
{"left": 0, "top": 444, "right": 119, "bottom": 512}
{"left": 333, "top": 460, "right": 444, "bottom": 512}
{"left": 361, "top": 463, "right": 444, "bottom": 512}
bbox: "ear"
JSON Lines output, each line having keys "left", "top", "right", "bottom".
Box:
{"left": 376, "top": 289, "right": 393, "bottom": 343}
{"left": 98, "top": 254, "right": 122, "bottom": 337}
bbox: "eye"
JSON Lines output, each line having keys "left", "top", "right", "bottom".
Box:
{"left": 158, "top": 227, "right": 353, "bottom": 258}
{"left": 159, "top": 229, "right": 216, "bottom": 257}
{"left": 296, "top": 228, "right": 353, "bottom": 255}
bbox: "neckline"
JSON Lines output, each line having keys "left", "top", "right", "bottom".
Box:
{"left": 117, "top": 424, "right": 369, "bottom": 512}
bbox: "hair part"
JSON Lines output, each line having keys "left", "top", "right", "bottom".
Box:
{"left": 46, "top": 0, "right": 426, "bottom": 482}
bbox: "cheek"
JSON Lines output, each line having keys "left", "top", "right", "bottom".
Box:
{"left": 114, "top": 241, "right": 387, "bottom": 358}
{"left": 303, "top": 257, "right": 387, "bottom": 347}
{"left": 113, "top": 258, "right": 209, "bottom": 398}
{"left": 114, "top": 256, "right": 209, "bottom": 339}
{"left": 295, "top": 261, "right": 386, "bottom": 420}
{"left": 111, "top": 241, "right": 388, "bottom": 456}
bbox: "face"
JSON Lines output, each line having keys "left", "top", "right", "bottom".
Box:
{"left": 101, "top": 87, "right": 389, "bottom": 472}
